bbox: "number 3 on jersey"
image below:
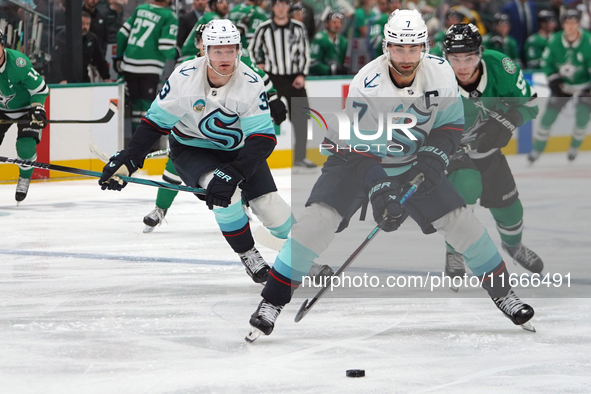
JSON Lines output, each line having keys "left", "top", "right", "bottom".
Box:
{"left": 259, "top": 92, "right": 269, "bottom": 110}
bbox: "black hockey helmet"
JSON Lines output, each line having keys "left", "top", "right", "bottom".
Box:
{"left": 493, "top": 12, "right": 511, "bottom": 25}
{"left": 194, "top": 23, "right": 207, "bottom": 47}
{"left": 537, "top": 9, "right": 556, "bottom": 24}
{"left": 443, "top": 23, "right": 482, "bottom": 55}
{"left": 560, "top": 9, "right": 581, "bottom": 24}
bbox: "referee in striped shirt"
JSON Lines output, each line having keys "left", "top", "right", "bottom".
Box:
{"left": 249, "top": 0, "right": 316, "bottom": 168}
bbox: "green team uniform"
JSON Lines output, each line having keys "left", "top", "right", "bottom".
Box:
{"left": 533, "top": 28, "right": 591, "bottom": 154}
{"left": 0, "top": 49, "right": 49, "bottom": 184}
{"left": 429, "top": 30, "right": 445, "bottom": 57}
{"left": 368, "top": 12, "right": 388, "bottom": 57}
{"left": 353, "top": 8, "right": 375, "bottom": 38}
{"left": 117, "top": 3, "right": 178, "bottom": 131}
{"left": 228, "top": 3, "right": 268, "bottom": 47}
{"left": 524, "top": 33, "right": 549, "bottom": 69}
{"left": 309, "top": 31, "right": 347, "bottom": 75}
{"left": 482, "top": 33, "right": 519, "bottom": 63}
{"left": 447, "top": 50, "right": 538, "bottom": 251}
{"left": 117, "top": 3, "right": 178, "bottom": 75}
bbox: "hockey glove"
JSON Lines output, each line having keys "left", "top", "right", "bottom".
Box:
{"left": 206, "top": 162, "right": 244, "bottom": 209}
{"left": 548, "top": 77, "right": 571, "bottom": 98}
{"left": 329, "top": 62, "right": 349, "bottom": 75}
{"left": 29, "top": 105, "right": 47, "bottom": 128}
{"left": 368, "top": 177, "right": 408, "bottom": 232}
{"left": 99, "top": 150, "right": 139, "bottom": 191}
{"left": 405, "top": 146, "right": 448, "bottom": 195}
{"left": 477, "top": 109, "right": 522, "bottom": 153}
{"left": 112, "top": 56, "right": 123, "bottom": 75}
{"left": 268, "top": 96, "right": 287, "bottom": 125}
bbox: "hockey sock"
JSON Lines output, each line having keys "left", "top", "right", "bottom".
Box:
{"left": 131, "top": 99, "right": 150, "bottom": 133}
{"left": 571, "top": 125, "right": 586, "bottom": 149}
{"left": 16, "top": 137, "right": 37, "bottom": 178}
{"left": 213, "top": 199, "right": 255, "bottom": 253}
{"left": 540, "top": 106, "right": 560, "bottom": 130}
{"left": 575, "top": 103, "right": 591, "bottom": 130}
{"left": 490, "top": 199, "right": 524, "bottom": 247}
{"left": 261, "top": 267, "right": 300, "bottom": 307}
{"left": 480, "top": 261, "right": 511, "bottom": 298}
{"left": 155, "top": 158, "right": 180, "bottom": 209}
{"left": 447, "top": 168, "right": 482, "bottom": 205}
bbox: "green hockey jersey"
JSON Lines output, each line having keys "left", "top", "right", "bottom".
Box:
{"left": 524, "top": 33, "right": 549, "bottom": 69}
{"left": 541, "top": 28, "right": 591, "bottom": 93}
{"left": 309, "top": 31, "right": 347, "bottom": 75}
{"left": 117, "top": 3, "right": 178, "bottom": 75}
{"left": 228, "top": 3, "right": 268, "bottom": 47}
{"left": 482, "top": 33, "right": 519, "bottom": 62}
{"left": 353, "top": 7, "right": 375, "bottom": 38}
{"left": 458, "top": 50, "right": 538, "bottom": 147}
{"left": 368, "top": 12, "right": 388, "bottom": 57}
{"left": 429, "top": 30, "right": 445, "bottom": 58}
{"left": 0, "top": 49, "right": 49, "bottom": 118}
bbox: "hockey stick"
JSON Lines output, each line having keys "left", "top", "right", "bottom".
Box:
{"left": 0, "top": 100, "right": 118, "bottom": 125}
{"left": 0, "top": 156, "right": 205, "bottom": 194}
{"left": 294, "top": 173, "right": 424, "bottom": 323}
{"left": 89, "top": 142, "right": 170, "bottom": 163}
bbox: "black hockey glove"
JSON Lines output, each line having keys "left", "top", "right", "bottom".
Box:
{"left": 29, "top": 105, "right": 46, "bottom": 129}
{"left": 205, "top": 162, "right": 244, "bottom": 209}
{"left": 368, "top": 177, "right": 409, "bottom": 232}
{"left": 548, "top": 77, "right": 571, "bottom": 98}
{"left": 112, "top": 56, "right": 123, "bottom": 75}
{"left": 477, "top": 109, "right": 522, "bottom": 153}
{"left": 329, "top": 62, "right": 349, "bottom": 75}
{"left": 268, "top": 96, "right": 287, "bottom": 125}
{"left": 405, "top": 146, "right": 449, "bottom": 195}
{"left": 99, "top": 150, "right": 139, "bottom": 191}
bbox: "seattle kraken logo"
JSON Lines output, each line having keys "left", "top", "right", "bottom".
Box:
{"left": 199, "top": 109, "right": 242, "bottom": 149}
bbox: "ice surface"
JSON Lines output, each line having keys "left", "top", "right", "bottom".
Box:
{"left": 1, "top": 152, "right": 590, "bottom": 393}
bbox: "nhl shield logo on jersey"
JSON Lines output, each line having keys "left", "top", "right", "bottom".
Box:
{"left": 502, "top": 58, "right": 516, "bottom": 74}
{"left": 193, "top": 99, "right": 206, "bottom": 112}
{"left": 15, "top": 57, "right": 27, "bottom": 68}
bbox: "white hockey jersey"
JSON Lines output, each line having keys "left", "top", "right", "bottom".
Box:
{"left": 145, "top": 56, "right": 275, "bottom": 151}
{"left": 345, "top": 54, "right": 465, "bottom": 168}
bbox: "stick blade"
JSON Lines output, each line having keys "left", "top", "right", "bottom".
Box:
{"left": 294, "top": 299, "right": 310, "bottom": 323}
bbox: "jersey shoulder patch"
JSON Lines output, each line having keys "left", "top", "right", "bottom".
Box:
{"left": 501, "top": 57, "right": 517, "bottom": 74}
{"left": 15, "top": 57, "right": 27, "bottom": 68}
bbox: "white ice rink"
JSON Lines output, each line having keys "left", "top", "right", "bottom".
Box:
{"left": 1, "top": 152, "right": 591, "bottom": 393}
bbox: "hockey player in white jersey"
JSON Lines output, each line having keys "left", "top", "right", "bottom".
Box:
{"left": 246, "top": 10, "right": 536, "bottom": 342}
{"left": 99, "top": 20, "right": 292, "bottom": 284}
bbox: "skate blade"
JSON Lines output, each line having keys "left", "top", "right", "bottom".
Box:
{"left": 245, "top": 327, "right": 263, "bottom": 343}
{"left": 521, "top": 321, "right": 536, "bottom": 333}
{"left": 449, "top": 285, "right": 459, "bottom": 293}
{"left": 143, "top": 225, "right": 155, "bottom": 233}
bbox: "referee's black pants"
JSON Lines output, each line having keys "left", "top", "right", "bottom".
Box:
{"left": 268, "top": 74, "right": 309, "bottom": 162}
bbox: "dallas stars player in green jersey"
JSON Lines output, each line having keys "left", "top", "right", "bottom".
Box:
{"left": 0, "top": 30, "right": 49, "bottom": 203}
{"left": 524, "top": 10, "right": 557, "bottom": 69}
{"left": 442, "top": 23, "right": 543, "bottom": 283}
{"left": 309, "top": 12, "right": 348, "bottom": 76}
{"left": 228, "top": 0, "right": 268, "bottom": 48}
{"left": 116, "top": 0, "right": 178, "bottom": 133}
{"left": 142, "top": 23, "right": 287, "bottom": 233}
{"left": 528, "top": 9, "right": 591, "bottom": 163}
{"left": 482, "top": 13, "right": 519, "bottom": 64}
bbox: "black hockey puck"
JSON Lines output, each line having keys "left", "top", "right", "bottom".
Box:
{"left": 346, "top": 369, "right": 365, "bottom": 378}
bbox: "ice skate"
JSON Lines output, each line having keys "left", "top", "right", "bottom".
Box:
{"left": 445, "top": 251, "right": 465, "bottom": 292}
{"left": 245, "top": 299, "right": 283, "bottom": 342}
{"left": 238, "top": 247, "right": 270, "bottom": 283}
{"left": 502, "top": 242, "right": 544, "bottom": 274}
{"left": 527, "top": 149, "right": 540, "bottom": 164}
{"left": 292, "top": 158, "right": 318, "bottom": 174}
{"left": 15, "top": 176, "right": 31, "bottom": 204}
{"left": 492, "top": 289, "right": 535, "bottom": 332}
{"left": 567, "top": 147, "right": 578, "bottom": 162}
{"left": 143, "top": 206, "right": 167, "bottom": 233}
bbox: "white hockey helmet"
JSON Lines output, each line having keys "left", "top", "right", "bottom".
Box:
{"left": 202, "top": 19, "right": 242, "bottom": 53}
{"left": 383, "top": 9, "right": 429, "bottom": 48}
